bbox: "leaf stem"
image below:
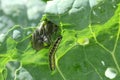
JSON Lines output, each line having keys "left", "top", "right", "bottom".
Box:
{"left": 83, "top": 47, "right": 103, "bottom": 80}
{"left": 56, "top": 57, "right": 67, "bottom": 80}
{"left": 111, "top": 13, "right": 120, "bottom": 73}
{"left": 88, "top": 25, "right": 111, "bottom": 54}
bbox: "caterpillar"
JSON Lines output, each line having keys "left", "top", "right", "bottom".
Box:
{"left": 49, "top": 36, "right": 62, "bottom": 70}
{"left": 31, "top": 20, "right": 58, "bottom": 51}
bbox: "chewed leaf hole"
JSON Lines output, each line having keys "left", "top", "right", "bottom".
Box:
{"left": 0, "top": 33, "right": 6, "bottom": 43}
{"left": 12, "top": 30, "right": 21, "bottom": 39}
{"left": 105, "top": 67, "right": 117, "bottom": 79}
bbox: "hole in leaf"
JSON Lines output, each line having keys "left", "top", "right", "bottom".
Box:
{"left": 0, "top": 33, "right": 6, "bottom": 43}
{"left": 12, "top": 30, "right": 21, "bottom": 40}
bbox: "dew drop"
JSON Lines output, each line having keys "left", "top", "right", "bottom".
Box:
{"left": 105, "top": 67, "right": 117, "bottom": 79}
{"left": 12, "top": 30, "right": 21, "bottom": 39}
{"left": 101, "top": 61, "right": 105, "bottom": 66}
{"left": 77, "top": 38, "right": 89, "bottom": 46}
{"left": 0, "top": 33, "right": 6, "bottom": 43}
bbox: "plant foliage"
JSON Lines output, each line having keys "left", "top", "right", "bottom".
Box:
{"left": 0, "top": 0, "right": 120, "bottom": 80}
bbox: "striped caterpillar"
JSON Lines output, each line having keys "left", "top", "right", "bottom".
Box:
{"left": 31, "top": 20, "right": 58, "bottom": 51}
{"left": 49, "top": 36, "right": 62, "bottom": 70}
{"left": 31, "top": 19, "right": 62, "bottom": 70}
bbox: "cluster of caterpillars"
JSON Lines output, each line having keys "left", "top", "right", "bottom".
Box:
{"left": 31, "top": 19, "right": 62, "bottom": 71}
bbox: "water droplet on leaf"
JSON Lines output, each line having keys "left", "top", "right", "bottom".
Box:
{"left": 105, "top": 67, "right": 117, "bottom": 79}
{"left": 101, "top": 61, "right": 105, "bottom": 66}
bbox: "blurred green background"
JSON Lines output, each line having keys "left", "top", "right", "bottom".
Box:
{"left": 0, "top": 0, "right": 46, "bottom": 34}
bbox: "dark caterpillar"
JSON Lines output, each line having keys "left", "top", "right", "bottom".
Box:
{"left": 32, "top": 20, "right": 58, "bottom": 51}
{"left": 31, "top": 19, "right": 62, "bottom": 71}
{"left": 49, "top": 36, "right": 62, "bottom": 70}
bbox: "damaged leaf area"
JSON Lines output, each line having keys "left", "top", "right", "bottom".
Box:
{"left": 0, "top": 0, "right": 120, "bottom": 80}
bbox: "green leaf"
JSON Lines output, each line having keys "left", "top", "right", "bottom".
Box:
{"left": 0, "top": 0, "right": 120, "bottom": 80}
